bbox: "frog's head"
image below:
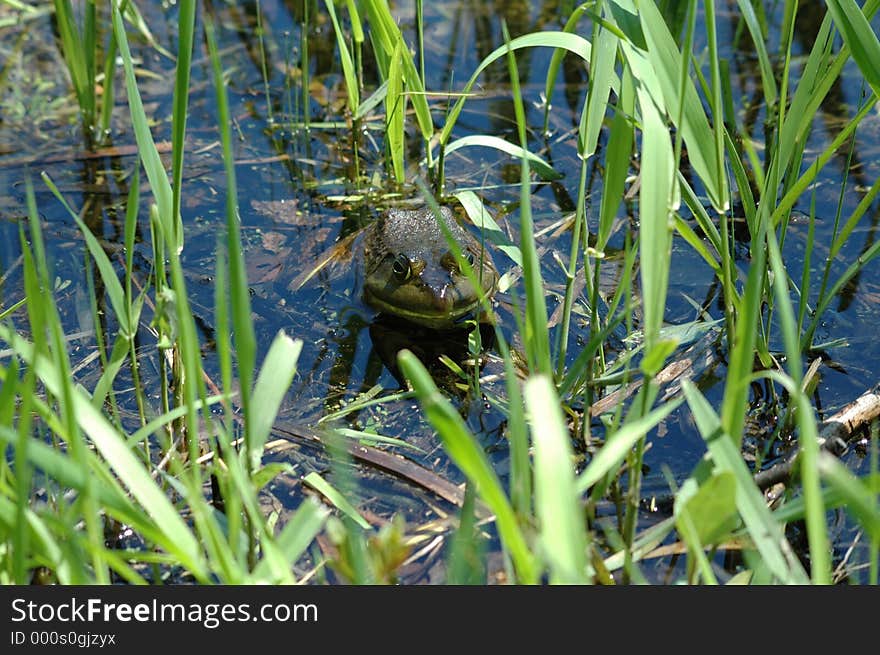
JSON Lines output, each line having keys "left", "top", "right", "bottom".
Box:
{"left": 362, "top": 207, "right": 498, "bottom": 329}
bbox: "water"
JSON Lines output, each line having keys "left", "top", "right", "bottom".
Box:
{"left": 1, "top": 1, "right": 879, "bottom": 582}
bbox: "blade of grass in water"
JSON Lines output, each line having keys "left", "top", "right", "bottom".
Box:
{"left": 580, "top": 9, "right": 618, "bottom": 159}
{"left": 454, "top": 191, "right": 522, "bottom": 267}
{"left": 634, "top": 86, "right": 675, "bottom": 358}
{"left": 446, "top": 485, "right": 486, "bottom": 584}
{"left": 825, "top": 0, "right": 880, "bottom": 96}
{"left": 303, "top": 472, "right": 370, "bottom": 530}
{"left": 386, "top": 37, "right": 405, "bottom": 182}
{"left": 170, "top": 0, "right": 197, "bottom": 252}
{"left": 733, "top": 0, "right": 777, "bottom": 106}
{"left": 683, "top": 381, "right": 809, "bottom": 584}
{"left": 206, "top": 20, "right": 258, "bottom": 471}
{"left": 576, "top": 398, "right": 684, "bottom": 494}
{"left": 597, "top": 77, "right": 635, "bottom": 253}
{"left": 24, "top": 178, "right": 104, "bottom": 582}
{"left": 542, "top": 3, "right": 591, "bottom": 137}
{"left": 700, "top": 0, "right": 726, "bottom": 208}
{"left": 444, "top": 135, "right": 561, "bottom": 181}
{"left": 502, "top": 22, "right": 552, "bottom": 377}
{"left": 112, "top": 5, "right": 175, "bottom": 247}
{"left": 1, "top": 327, "right": 210, "bottom": 580}
{"left": 818, "top": 453, "right": 880, "bottom": 541}
{"left": 116, "top": 6, "right": 233, "bottom": 573}
{"left": 438, "top": 31, "right": 599, "bottom": 150}
{"left": 609, "top": 0, "right": 729, "bottom": 212}
{"left": 418, "top": 184, "right": 534, "bottom": 517}
{"left": 359, "top": 0, "right": 432, "bottom": 142}
{"left": 526, "top": 375, "right": 591, "bottom": 583}
{"left": 251, "top": 498, "right": 329, "bottom": 582}
{"left": 764, "top": 223, "right": 830, "bottom": 584}
{"left": 248, "top": 331, "right": 303, "bottom": 470}
{"left": 42, "top": 174, "right": 130, "bottom": 336}
{"left": 52, "top": 0, "right": 97, "bottom": 144}
{"left": 398, "top": 350, "right": 538, "bottom": 583}
{"left": 325, "top": 0, "right": 360, "bottom": 114}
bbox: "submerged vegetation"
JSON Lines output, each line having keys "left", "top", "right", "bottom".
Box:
{"left": 1, "top": 0, "right": 880, "bottom": 585}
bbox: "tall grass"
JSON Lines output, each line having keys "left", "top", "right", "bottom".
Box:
{"left": 50, "top": 1, "right": 163, "bottom": 148}
{"left": 0, "top": 2, "right": 328, "bottom": 584}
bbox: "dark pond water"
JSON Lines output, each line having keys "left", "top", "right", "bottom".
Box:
{"left": 2, "top": 2, "right": 879, "bottom": 582}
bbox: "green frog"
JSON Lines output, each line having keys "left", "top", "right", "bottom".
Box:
{"left": 361, "top": 206, "right": 498, "bottom": 329}
{"left": 255, "top": 201, "right": 499, "bottom": 329}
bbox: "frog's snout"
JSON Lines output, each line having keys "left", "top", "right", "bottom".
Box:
{"left": 425, "top": 283, "right": 457, "bottom": 313}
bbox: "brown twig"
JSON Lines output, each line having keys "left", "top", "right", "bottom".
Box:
{"left": 270, "top": 422, "right": 465, "bottom": 507}
{"left": 754, "top": 383, "right": 880, "bottom": 490}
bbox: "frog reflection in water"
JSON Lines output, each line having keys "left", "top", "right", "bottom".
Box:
{"left": 361, "top": 206, "right": 498, "bottom": 329}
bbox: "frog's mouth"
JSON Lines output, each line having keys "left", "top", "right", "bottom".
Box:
{"left": 362, "top": 285, "right": 481, "bottom": 329}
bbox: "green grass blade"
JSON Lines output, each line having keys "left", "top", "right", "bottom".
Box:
{"left": 91, "top": 336, "right": 132, "bottom": 409}
{"left": 1, "top": 329, "right": 209, "bottom": 579}
{"left": 0, "top": 496, "right": 68, "bottom": 582}
{"left": 359, "top": 0, "right": 432, "bottom": 140}
{"left": 733, "top": 0, "right": 777, "bottom": 106}
{"left": 248, "top": 331, "right": 303, "bottom": 470}
{"left": 576, "top": 398, "right": 683, "bottom": 494}
{"left": 251, "top": 498, "right": 329, "bottom": 582}
{"left": 579, "top": 19, "right": 619, "bottom": 159}
{"left": 24, "top": 177, "right": 107, "bottom": 582}
{"left": 170, "top": 0, "right": 196, "bottom": 251}
{"left": 817, "top": 453, "right": 880, "bottom": 541}
{"left": 354, "top": 79, "right": 388, "bottom": 121}
{"left": 701, "top": 0, "right": 726, "bottom": 205}
{"left": 303, "top": 472, "right": 370, "bottom": 530}
{"left": 634, "top": 86, "right": 675, "bottom": 354}
{"left": 682, "top": 381, "right": 809, "bottom": 584}
{"left": 438, "top": 32, "right": 598, "bottom": 148}
{"left": 112, "top": 3, "right": 173, "bottom": 243}
{"left": 598, "top": 78, "right": 634, "bottom": 251}
{"left": 445, "top": 135, "right": 562, "bottom": 181}
{"left": 454, "top": 191, "right": 522, "bottom": 267}
{"left": 53, "top": 0, "right": 95, "bottom": 139}
{"left": 503, "top": 23, "right": 552, "bottom": 377}
{"left": 526, "top": 375, "right": 591, "bottom": 583}
{"left": 325, "top": 0, "right": 360, "bottom": 113}
{"left": 386, "top": 36, "right": 405, "bottom": 182}
{"left": 128, "top": 395, "right": 225, "bottom": 447}
{"left": 398, "top": 349, "right": 538, "bottom": 583}
{"left": 764, "top": 223, "right": 830, "bottom": 583}
{"left": 610, "top": 0, "right": 728, "bottom": 212}
{"left": 0, "top": 425, "right": 140, "bottom": 523}
{"left": 446, "top": 485, "right": 487, "bottom": 584}
{"left": 41, "top": 174, "right": 129, "bottom": 335}
{"left": 825, "top": 0, "right": 880, "bottom": 96}
{"left": 719, "top": 215, "right": 766, "bottom": 447}
{"left": 206, "top": 20, "right": 258, "bottom": 469}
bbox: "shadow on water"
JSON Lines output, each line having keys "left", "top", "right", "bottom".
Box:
{"left": 2, "top": 0, "right": 880, "bottom": 582}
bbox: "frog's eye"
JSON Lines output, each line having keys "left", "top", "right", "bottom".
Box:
{"left": 464, "top": 252, "right": 475, "bottom": 268}
{"left": 391, "top": 253, "right": 411, "bottom": 280}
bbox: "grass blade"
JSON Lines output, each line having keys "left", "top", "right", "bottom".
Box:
{"left": 526, "top": 375, "right": 590, "bottom": 583}
{"left": 303, "top": 472, "right": 370, "bottom": 530}
{"left": 444, "top": 135, "right": 562, "bottom": 181}
{"left": 682, "top": 381, "right": 809, "bottom": 584}
{"left": 248, "top": 331, "right": 303, "bottom": 470}
{"left": 398, "top": 349, "right": 538, "bottom": 583}
{"left": 825, "top": 0, "right": 880, "bottom": 96}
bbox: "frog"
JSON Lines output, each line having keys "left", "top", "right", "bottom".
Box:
{"left": 251, "top": 200, "right": 499, "bottom": 329}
